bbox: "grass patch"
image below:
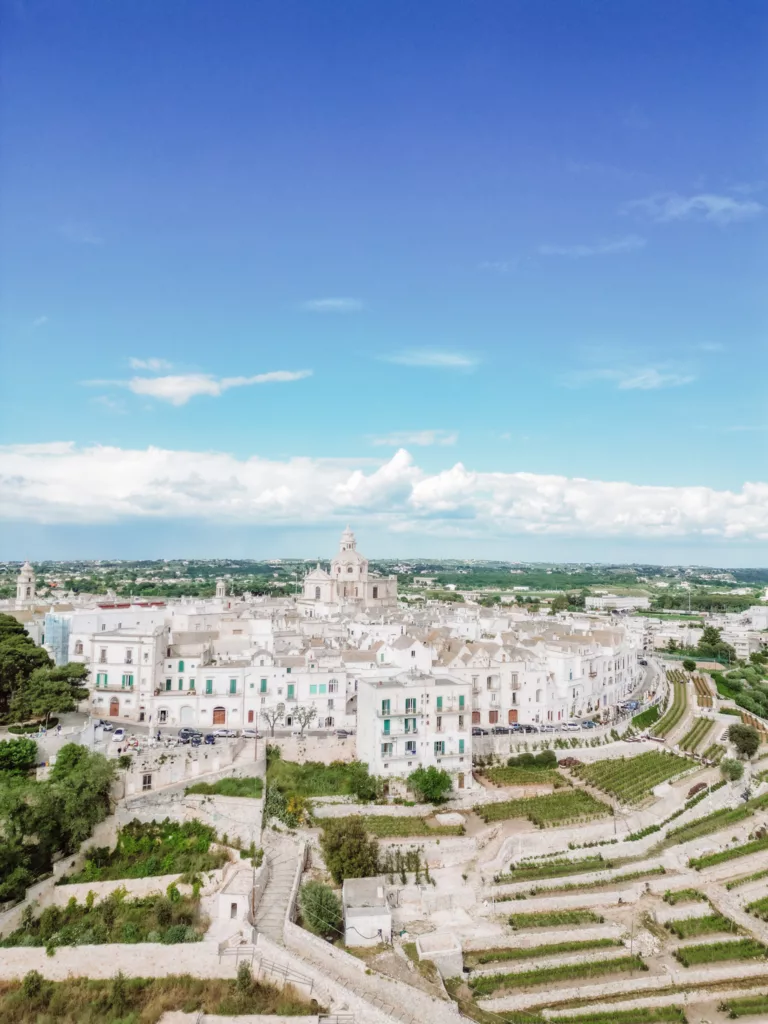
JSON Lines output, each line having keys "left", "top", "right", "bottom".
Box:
{"left": 0, "top": 973, "right": 319, "bottom": 1023}
{"left": 721, "top": 992, "right": 768, "bottom": 1018}
{"left": 689, "top": 835, "right": 768, "bottom": 870}
{"left": 663, "top": 888, "right": 708, "bottom": 905}
{"left": 572, "top": 751, "right": 696, "bottom": 804}
{"left": 481, "top": 766, "right": 567, "bottom": 787}
{"left": 664, "top": 913, "right": 738, "bottom": 939}
{"left": 632, "top": 705, "right": 661, "bottom": 730}
{"left": 549, "top": 1009, "right": 687, "bottom": 1024}
{"left": 679, "top": 718, "right": 714, "bottom": 753}
{"left": 0, "top": 889, "right": 205, "bottom": 947}
{"left": 725, "top": 868, "right": 768, "bottom": 890}
{"left": 476, "top": 789, "right": 610, "bottom": 827}
{"left": 402, "top": 941, "right": 439, "bottom": 983}
{"left": 746, "top": 896, "right": 768, "bottom": 921}
{"left": 496, "top": 855, "right": 610, "bottom": 884}
{"left": 465, "top": 938, "right": 621, "bottom": 968}
{"left": 702, "top": 743, "right": 725, "bottom": 763}
{"left": 267, "top": 755, "right": 378, "bottom": 800}
{"left": 59, "top": 819, "right": 228, "bottom": 883}
{"left": 185, "top": 776, "right": 263, "bottom": 798}
{"left": 663, "top": 805, "right": 752, "bottom": 847}
{"left": 331, "top": 815, "right": 463, "bottom": 837}
{"left": 507, "top": 909, "right": 605, "bottom": 929}
{"left": 519, "top": 866, "right": 666, "bottom": 896}
{"left": 652, "top": 681, "right": 688, "bottom": 738}
{"left": 674, "top": 938, "right": 767, "bottom": 966}
{"left": 469, "top": 955, "right": 646, "bottom": 996}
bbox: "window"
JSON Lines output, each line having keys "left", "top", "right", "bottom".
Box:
{"left": 347, "top": 566, "right": 353, "bottom": 573}
{"left": 142, "top": 773, "right": 152, "bottom": 792}
{"left": 405, "top": 697, "right": 416, "bottom": 714}
{"left": 189, "top": 679, "right": 195, "bottom": 690}
{"left": 286, "top": 667, "right": 291, "bottom": 674}
{"left": 404, "top": 717, "right": 417, "bottom": 733}
{"left": 310, "top": 684, "right": 318, "bottom": 695}
{"left": 74, "top": 641, "right": 83, "bottom": 655}
{"left": 178, "top": 660, "right": 184, "bottom": 672}
{"left": 100, "top": 648, "right": 107, "bottom": 663}
{"left": 458, "top": 714, "right": 464, "bottom": 729}
{"left": 486, "top": 675, "right": 493, "bottom": 689}
{"left": 125, "top": 649, "right": 133, "bottom": 664}
{"left": 459, "top": 739, "right": 465, "bottom": 754}
{"left": 144, "top": 651, "right": 149, "bottom": 662}
{"left": 248, "top": 710, "right": 254, "bottom": 723}
{"left": 315, "top": 586, "right": 321, "bottom": 599}
{"left": 436, "top": 715, "right": 442, "bottom": 732}
{"left": 205, "top": 679, "right": 213, "bottom": 694}
{"left": 411, "top": 649, "right": 416, "bottom": 658}
{"left": 325, "top": 716, "right": 334, "bottom": 727}
{"left": 383, "top": 719, "right": 390, "bottom": 735}
{"left": 472, "top": 710, "right": 480, "bottom": 724}
{"left": 436, "top": 696, "right": 443, "bottom": 711}
{"left": 178, "top": 679, "right": 183, "bottom": 691}
{"left": 406, "top": 740, "right": 416, "bottom": 755}
{"left": 381, "top": 742, "right": 393, "bottom": 756}
{"left": 230, "top": 902, "right": 238, "bottom": 919}
{"left": 327, "top": 699, "right": 334, "bottom": 710}
{"left": 229, "top": 679, "right": 237, "bottom": 694}
{"left": 287, "top": 683, "right": 295, "bottom": 699}
{"left": 319, "top": 683, "right": 327, "bottom": 694}
{"left": 459, "top": 694, "right": 465, "bottom": 710}
{"left": 489, "top": 710, "right": 499, "bottom": 724}
{"left": 260, "top": 679, "right": 267, "bottom": 693}
{"left": 434, "top": 740, "right": 445, "bottom": 756}
{"left": 121, "top": 674, "right": 133, "bottom": 688}
{"left": 328, "top": 680, "right": 338, "bottom": 693}
{"left": 165, "top": 679, "right": 171, "bottom": 691}
{"left": 373, "top": 586, "right": 378, "bottom": 599}
{"left": 96, "top": 672, "right": 107, "bottom": 686}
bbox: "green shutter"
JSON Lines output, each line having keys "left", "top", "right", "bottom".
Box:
{"left": 260, "top": 679, "right": 267, "bottom": 693}
{"left": 230, "top": 679, "right": 236, "bottom": 694}
{"left": 459, "top": 739, "right": 465, "bottom": 754}
{"left": 189, "top": 679, "right": 195, "bottom": 690}
{"left": 383, "top": 719, "right": 390, "bottom": 735}
{"left": 381, "top": 699, "right": 390, "bottom": 714}
{"left": 287, "top": 683, "right": 295, "bottom": 699}
{"left": 459, "top": 695, "right": 465, "bottom": 710}
{"left": 165, "top": 679, "right": 171, "bottom": 691}
{"left": 436, "top": 696, "right": 443, "bottom": 711}
{"left": 205, "top": 680, "right": 212, "bottom": 694}
{"left": 178, "top": 679, "right": 183, "bottom": 690}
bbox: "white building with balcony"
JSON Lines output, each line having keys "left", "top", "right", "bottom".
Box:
{"left": 356, "top": 672, "right": 472, "bottom": 791}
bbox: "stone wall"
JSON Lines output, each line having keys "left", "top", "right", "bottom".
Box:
{"left": 312, "top": 802, "right": 434, "bottom": 819}
{"left": 265, "top": 733, "right": 357, "bottom": 764}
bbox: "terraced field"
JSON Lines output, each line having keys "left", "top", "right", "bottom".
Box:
{"left": 652, "top": 679, "right": 688, "bottom": 738}
{"left": 679, "top": 717, "right": 714, "bottom": 753}
{"left": 571, "top": 750, "right": 695, "bottom": 803}
{"left": 476, "top": 788, "right": 611, "bottom": 827}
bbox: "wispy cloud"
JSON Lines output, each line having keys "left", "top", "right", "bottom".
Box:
{"left": 479, "top": 259, "right": 519, "bottom": 274}
{"left": 539, "top": 235, "right": 646, "bottom": 258}
{"left": 626, "top": 192, "right": 764, "bottom": 225}
{"left": 723, "top": 424, "right": 768, "bottom": 433}
{"left": 563, "top": 366, "right": 696, "bottom": 391}
{"left": 84, "top": 369, "right": 313, "bottom": 406}
{"left": 31, "top": 315, "right": 49, "bottom": 329}
{"left": 302, "top": 298, "right": 363, "bottom": 312}
{"left": 129, "top": 357, "right": 173, "bottom": 371}
{"left": 368, "top": 430, "right": 458, "bottom": 447}
{"left": 381, "top": 350, "right": 478, "bottom": 370}
{"left": 91, "top": 395, "right": 126, "bottom": 414}
{"left": 58, "top": 220, "right": 103, "bottom": 245}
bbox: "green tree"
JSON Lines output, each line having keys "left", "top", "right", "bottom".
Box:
{"left": 0, "top": 737, "right": 37, "bottom": 775}
{"left": 549, "top": 594, "right": 569, "bottom": 615}
{"left": 666, "top": 638, "right": 678, "bottom": 652}
{"left": 9, "top": 666, "right": 82, "bottom": 725}
{"left": 299, "top": 880, "right": 342, "bottom": 937}
{"left": 407, "top": 765, "right": 453, "bottom": 803}
{"left": 720, "top": 758, "right": 744, "bottom": 782}
{"left": 682, "top": 659, "right": 696, "bottom": 673}
{"left": 727, "top": 723, "right": 760, "bottom": 759}
{"left": 320, "top": 818, "right": 379, "bottom": 884}
{"left": 0, "top": 633, "right": 52, "bottom": 717}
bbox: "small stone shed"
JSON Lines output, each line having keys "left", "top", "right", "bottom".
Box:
{"left": 342, "top": 876, "right": 392, "bottom": 947}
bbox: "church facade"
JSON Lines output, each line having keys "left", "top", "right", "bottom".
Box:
{"left": 299, "top": 527, "right": 397, "bottom": 616}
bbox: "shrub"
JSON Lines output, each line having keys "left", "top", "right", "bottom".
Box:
{"left": 320, "top": 817, "right": 379, "bottom": 884}
{"left": 299, "top": 881, "right": 342, "bottom": 937}
{"left": 407, "top": 766, "right": 453, "bottom": 803}
{"left": 728, "top": 723, "right": 760, "bottom": 759}
{"left": 720, "top": 758, "right": 744, "bottom": 781}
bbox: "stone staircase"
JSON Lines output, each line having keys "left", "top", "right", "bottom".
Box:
{"left": 253, "top": 835, "right": 303, "bottom": 943}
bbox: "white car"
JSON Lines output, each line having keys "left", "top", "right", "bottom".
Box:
{"left": 112, "top": 728, "right": 126, "bottom": 743}
{"left": 562, "top": 722, "right": 581, "bottom": 731}
{"left": 214, "top": 727, "right": 236, "bottom": 738}
{"left": 241, "top": 728, "right": 259, "bottom": 738}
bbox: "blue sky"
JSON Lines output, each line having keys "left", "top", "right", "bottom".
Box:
{"left": 1, "top": 0, "right": 767, "bottom": 563}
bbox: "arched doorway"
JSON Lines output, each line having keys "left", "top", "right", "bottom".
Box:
{"left": 213, "top": 707, "right": 226, "bottom": 725}
{"left": 109, "top": 697, "right": 119, "bottom": 717}
{"left": 179, "top": 705, "right": 195, "bottom": 725}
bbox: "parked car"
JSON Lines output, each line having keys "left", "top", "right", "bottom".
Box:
{"left": 178, "top": 727, "right": 195, "bottom": 743}
{"left": 523, "top": 724, "right": 540, "bottom": 733}
{"left": 336, "top": 729, "right": 353, "bottom": 738}
{"left": 638, "top": 658, "right": 648, "bottom": 666}
{"left": 214, "top": 727, "right": 236, "bottom": 737}
{"left": 112, "top": 728, "right": 125, "bottom": 743}
{"left": 491, "top": 725, "right": 511, "bottom": 735}
{"left": 581, "top": 720, "right": 598, "bottom": 729}
{"left": 241, "top": 728, "right": 259, "bottom": 739}
{"left": 538, "top": 724, "right": 555, "bottom": 733}
{"left": 204, "top": 733, "right": 216, "bottom": 744}
{"left": 562, "top": 722, "right": 581, "bottom": 731}
{"left": 190, "top": 734, "right": 202, "bottom": 746}
{"left": 471, "top": 727, "right": 488, "bottom": 736}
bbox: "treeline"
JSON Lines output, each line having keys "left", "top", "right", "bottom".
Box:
{"left": 651, "top": 592, "right": 759, "bottom": 613}
{"left": 0, "top": 743, "right": 115, "bottom": 903}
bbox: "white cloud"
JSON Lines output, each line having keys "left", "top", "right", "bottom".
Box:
{"left": 626, "top": 192, "right": 764, "bottom": 225}
{"left": 302, "top": 298, "right": 363, "bottom": 312}
{"left": 85, "top": 370, "right": 312, "bottom": 406}
{"left": 479, "top": 260, "right": 519, "bottom": 273}
{"left": 564, "top": 366, "right": 696, "bottom": 390}
{"left": 381, "top": 350, "right": 478, "bottom": 369}
{"left": 31, "top": 316, "right": 49, "bottom": 329}
{"left": 129, "top": 357, "right": 173, "bottom": 371}
{"left": 369, "top": 430, "right": 458, "bottom": 447}
{"left": 539, "top": 235, "right": 646, "bottom": 258}
{"left": 2, "top": 442, "right": 767, "bottom": 542}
